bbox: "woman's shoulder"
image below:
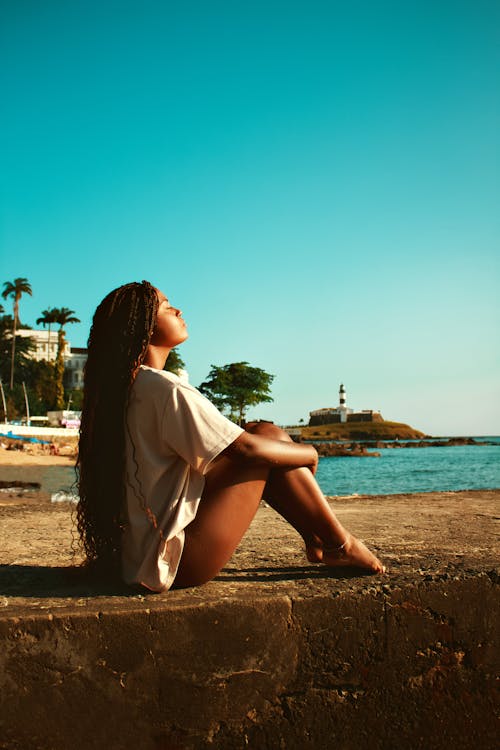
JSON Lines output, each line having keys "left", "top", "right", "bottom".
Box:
{"left": 132, "top": 367, "right": 184, "bottom": 408}
{"left": 135, "top": 366, "right": 206, "bottom": 413}
{"left": 137, "top": 365, "right": 181, "bottom": 389}
{"left": 136, "top": 365, "right": 198, "bottom": 396}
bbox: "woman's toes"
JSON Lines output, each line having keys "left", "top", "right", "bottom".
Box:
{"left": 322, "top": 535, "right": 385, "bottom": 574}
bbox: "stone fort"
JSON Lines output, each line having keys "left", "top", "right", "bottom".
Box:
{"left": 309, "top": 384, "right": 384, "bottom": 426}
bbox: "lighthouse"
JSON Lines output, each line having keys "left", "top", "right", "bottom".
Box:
{"left": 308, "top": 383, "right": 382, "bottom": 426}
{"left": 338, "top": 383, "right": 349, "bottom": 422}
{"left": 339, "top": 383, "right": 346, "bottom": 407}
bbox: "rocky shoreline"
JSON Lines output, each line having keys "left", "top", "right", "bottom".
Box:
{"left": 313, "top": 443, "right": 381, "bottom": 457}
{"left": 308, "top": 436, "right": 494, "bottom": 457}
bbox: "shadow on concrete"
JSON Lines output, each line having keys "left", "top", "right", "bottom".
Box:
{"left": 0, "top": 563, "right": 370, "bottom": 598}
{"left": 0, "top": 564, "right": 140, "bottom": 598}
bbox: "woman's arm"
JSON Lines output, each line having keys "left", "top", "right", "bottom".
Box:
{"left": 223, "top": 431, "right": 318, "bottom": 475}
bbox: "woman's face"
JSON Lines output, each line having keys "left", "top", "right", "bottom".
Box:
{"left": 149, "top": 290, "right": 188, "bottom": 349}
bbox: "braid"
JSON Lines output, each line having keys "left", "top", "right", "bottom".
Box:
{"left": 76, "top": 281, "right": 159, "bottom": 577}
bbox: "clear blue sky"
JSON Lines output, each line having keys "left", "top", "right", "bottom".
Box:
{"left": 1, "top": 1, "right": 499, "bottom": 435}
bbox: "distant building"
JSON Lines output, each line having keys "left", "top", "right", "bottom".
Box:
{"left": 17, "top": 328, "right": 70, "bottom": 362}
{"left": 64, "top": 347, "right": 87, "bottom": 388}
{"left": 309, "top": 384, "right": 383, "bottom": 426}
{"left": 17, "top": 329, "right": 87, "bottom": 389}
{"left": 47, "top": 409, "right": 81, "bottom": 428}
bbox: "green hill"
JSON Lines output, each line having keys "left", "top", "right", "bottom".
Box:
{"left": 301, "top": 420, "right": 426, "bottom": 441}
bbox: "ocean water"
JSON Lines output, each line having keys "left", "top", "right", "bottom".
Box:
{"left": 316, "top": 437, "right": 500, "bottom": 496}
{"left": 1, "top": 439, "right": 499, "bottom": 500}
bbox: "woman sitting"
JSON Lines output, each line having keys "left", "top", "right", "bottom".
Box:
{"left": 77, "top": 281, "right": 384, "bottom": 591}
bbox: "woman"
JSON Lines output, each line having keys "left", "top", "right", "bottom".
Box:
{"left": 77, "top": 281, "right": 384, "bottom": 591}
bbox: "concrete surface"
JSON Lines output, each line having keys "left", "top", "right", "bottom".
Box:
{"left": 0, "top": 489, "right": 498, "bottom": 749}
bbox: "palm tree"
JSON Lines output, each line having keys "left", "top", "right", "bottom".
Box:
{"left": 54, "top": 307, "right": 80, "bottom": 357}
{"left": 36, "top": 307, "right": 59, "bottom": 361}
{"left": 2, "top": 278, "right": 33, "bottom": 389}
{"left": 53, "top": 307, "right": 80, "bottom": 409}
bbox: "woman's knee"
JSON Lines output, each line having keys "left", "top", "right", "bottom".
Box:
{"left": 245, "top": 420, "right": 293, "bottom": 442}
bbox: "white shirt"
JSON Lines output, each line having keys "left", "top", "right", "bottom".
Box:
{"left": 122, "top": 366, "right": 243, "bottom": 591}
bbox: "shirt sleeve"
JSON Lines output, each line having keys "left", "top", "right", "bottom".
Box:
{"left": 161, "top": 381, "right": 244, "bottom": 474}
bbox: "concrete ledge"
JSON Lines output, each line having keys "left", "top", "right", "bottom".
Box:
{"left": 0, "top": 490, "right": 498, "bottom": 749}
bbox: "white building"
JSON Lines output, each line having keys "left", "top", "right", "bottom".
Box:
{"left": 17, "top": 328, "right": 70, "bottom": 361}
{"left": 17, "top": 329, "right": 86, "bottom": 388}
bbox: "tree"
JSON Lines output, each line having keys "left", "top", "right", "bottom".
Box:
{"left": 0, "top": 313, "right": 37, "bottom": 419}
{"left": 164, "top": 348, "right": 185, "bottom": 375}
{"left": 53, "top": 307, "right": 80, "bottom": 409}
{"left": 0, "top": 315, "right": 36, "bottom": 381}
{"left": 23, "top": 358, "right": 60, "bottom": 416}
{"left": 36, "top": 307, "right": 58, "bottom": 360}
{"left": 53, "top": 306, "right": 80, "bottom": 365}
{"left": 199, "top": 361, "right": 274, "bottom": 425}
{"left": 2, "top": 277, "right": 32, "bottom": 389}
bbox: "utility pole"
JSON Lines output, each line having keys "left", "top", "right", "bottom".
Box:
{"left": 0, "top": 379, "right": 7, "bottom": 424}
{"left": 22, "top": 381, "right": 30, "bottom": 426}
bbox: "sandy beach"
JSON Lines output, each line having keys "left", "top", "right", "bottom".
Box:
{"left": 0, "top": 441, "right": 77, "bottom": 467}
{"left": 0, "top": 450, "right": 76, "bottom": 467}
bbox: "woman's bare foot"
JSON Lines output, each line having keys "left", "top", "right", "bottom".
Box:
{"left": 307, "top": 534, "right": 386, "bottom": 573}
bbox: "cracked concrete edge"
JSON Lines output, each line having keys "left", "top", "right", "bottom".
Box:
{"left": 0, "top": 573, "right": 498, "bottom": 749}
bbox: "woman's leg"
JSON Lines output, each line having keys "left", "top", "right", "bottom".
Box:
{"left": 174, "top": 422, "right": 384, "bottom": 588}
{"left": 246, "top": 423, "right": 384, "bottom": 572}
{"left": 173, "top": 456, "right": 270, "bottom": 587}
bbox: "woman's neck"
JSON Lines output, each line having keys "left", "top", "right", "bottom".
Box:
{"left": 143, "top": 345, "right": 171, "bottom": 370}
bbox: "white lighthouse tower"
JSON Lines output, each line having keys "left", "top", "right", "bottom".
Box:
{"left": 339, "top": 383, "right": 346, "bottom": 407}
{"left": 337, "top": 383, "right": 351, "bottom": 423}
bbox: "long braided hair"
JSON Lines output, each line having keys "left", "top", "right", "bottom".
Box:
{"left": 76, "top": 281, "right": 159, "bottom": 576}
